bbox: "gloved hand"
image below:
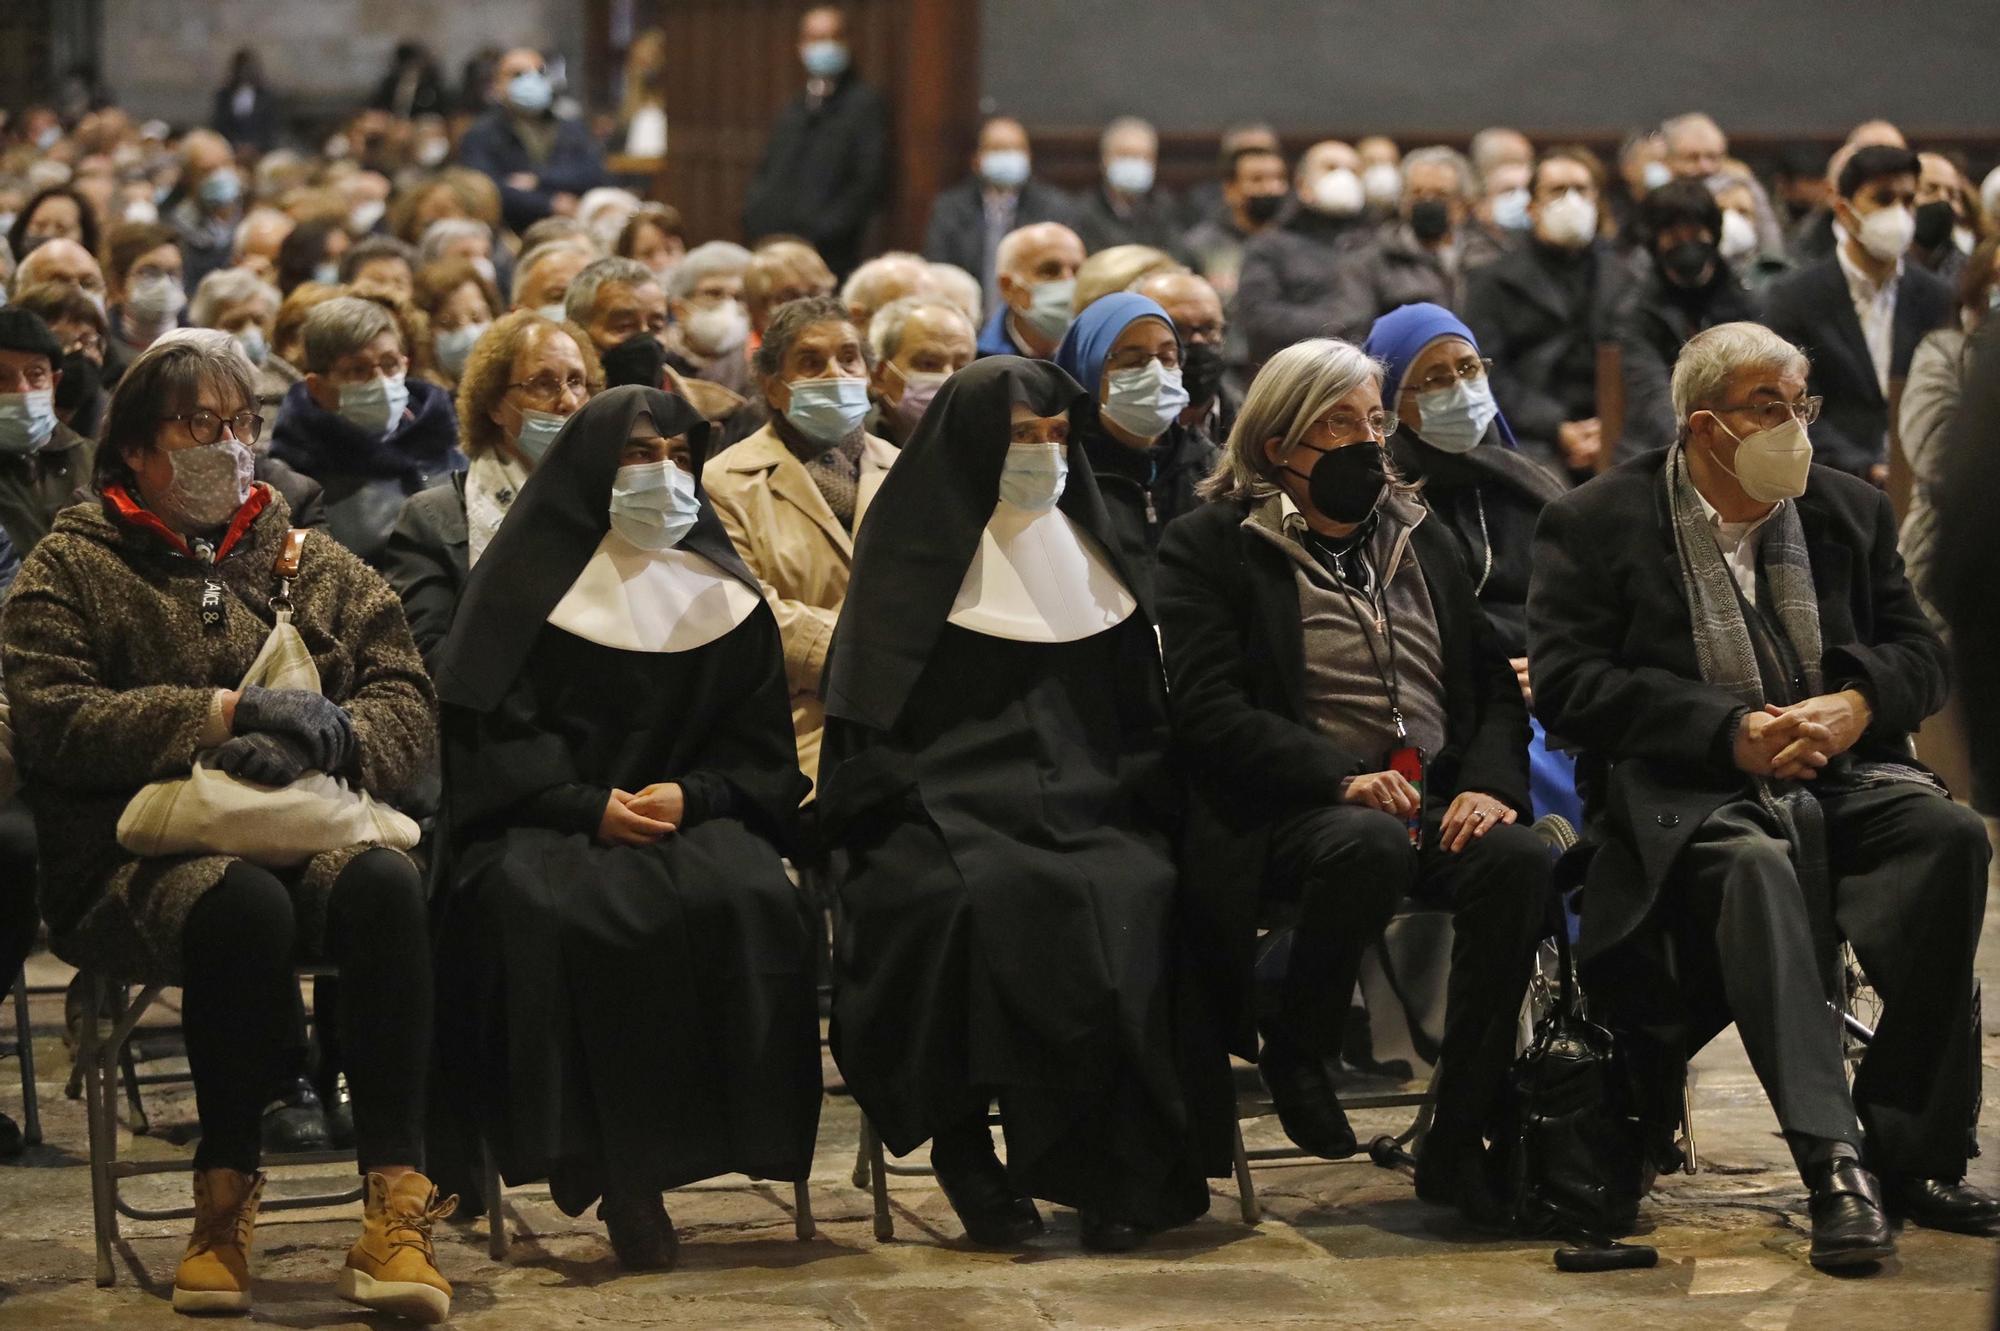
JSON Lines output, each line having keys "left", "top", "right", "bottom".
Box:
{"left": 212, "top": 732, "right": 315, "bottom": 786}
{"left": 234, "top": 686, "right": 357, "bottom": 775}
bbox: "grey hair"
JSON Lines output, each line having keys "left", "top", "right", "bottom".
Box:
{"left": 1100, "top": 115, "right": 1158, "bottom": 158}
{"left": 417, "top": 217, "right": 489, "bottom": 268}
{"left": 230, "top": 206, "right": 291, "bottom": 259}
{"left": 1203, "top": 338, "right": 1384, "bottom": 502}
{"left": 299, "top": 295, "right": 398, "bottom": 374}
{"left": 1669, "top": 321, "right": 1809, "bottom": 428}
{"left": 666, "top": 239, "right": 752, "bottom": 302}
{"left": 868, "top": 294, "right": 974, "bottom": 362}
{"left": 510, "top": 238, "right": 595, "bottom": 306}
{"left": 753, "top": 294, "right": 867, "bottom": 380}
{"left": 1660, "top": 111, "right": 1725, "bottom": 152}
{"left": 565, "top": 255, "right": 656, "bottom": 324}
{"left": 840, "top": 251, "right": 932, "bottom": 318}
{"left": 926, "top": 261, "right": 981, "bottom": 324}
{"left": 189, "top": 266, "right": 280, "bottom": 330}
{"left": 1402, "top": 145, "right": 1477, "bottom": 200}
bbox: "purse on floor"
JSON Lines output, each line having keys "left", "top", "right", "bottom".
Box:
{"left": 116, "top": 529, "right": 420, "bottom": 867}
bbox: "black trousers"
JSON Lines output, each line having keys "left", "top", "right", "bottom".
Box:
{"left": 181, "top": 850, "right": 432, "bottom": 1174}
{"left": 1263, "top": 804, "right": 1549, "bottom": 1146}
{"left": 1668, "top": 781, "right": 1988, "bottom": 1181}
{"left": 0, "top": 799, "right": 40, "bottom": 996}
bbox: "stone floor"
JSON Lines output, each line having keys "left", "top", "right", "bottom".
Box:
{"left": 3, "top": 895, "right": 1999, "bottom": 1330}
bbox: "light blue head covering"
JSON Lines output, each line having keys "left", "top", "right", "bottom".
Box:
{"left": 1052, "top": 291, "right": 1179, "bottom": 400}
{"left": 1363, "top": 302, "right": 1519, "bottom": 448}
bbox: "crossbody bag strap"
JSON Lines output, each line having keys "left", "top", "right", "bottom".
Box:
{"left": 271, "top": 528, "right": 310, "bottom": 617}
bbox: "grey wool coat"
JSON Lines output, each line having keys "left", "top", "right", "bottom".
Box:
{"left": 0, "top": 485, "right": 437, "bottom": 980}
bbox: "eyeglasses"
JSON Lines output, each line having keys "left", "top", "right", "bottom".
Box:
{"left": 162, "top": 410, "right": 265, "bottom": 446}
{"left": 1711, "top": 396, "right": 1823, "bottom": 430}
{"left": 507, "top": 372, "right": 591, "bottom": 407}
{"left": 1314, "top": 408, "right": 1398, "bottom": 443}
{"left": 1409, "top": 357, "right": 1492, "bottom": 395}
{"left": 63, "top": 333, "right": 104, "bottom": 358}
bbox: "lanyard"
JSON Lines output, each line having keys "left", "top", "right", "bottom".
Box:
{"left": 1322, "top": 540, "right": 1407, "bottom": 742}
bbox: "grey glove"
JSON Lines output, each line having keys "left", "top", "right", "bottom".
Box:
{"left": 212, "top": 732, "right": 314, "bottom": 786}
{"left": 234, "top": 686, "right": 357, "bottom": 775}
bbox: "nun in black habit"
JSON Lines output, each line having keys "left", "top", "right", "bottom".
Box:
{"left": 820, "top": 356, "right": 1232, "bottom": 1253}
{"left": 430, "top": 385, "right": 819, "bottom": 1270}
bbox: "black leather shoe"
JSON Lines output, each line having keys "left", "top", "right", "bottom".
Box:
{"left": 0, "top": 1110, "right": 22, "bottom": 1159}
{"left": 599, "top": 1190, "right": 679, "bottom": 1270}
{"left": 1887, "top": 1177, "right": 2000, "bottom": 1235}
{"left": 1808, "top": 1159, "right": 1896, "bottom": 1271}
{"left": 1078, "top": 1211, "right": 1146, "bottom": 1253}
{"left": 931, "top": 1142, "right": 1043, "bottom": 1247}
{"left": 1257, "top": 1044, "right": 1358, "bottom": 1160}
{"left": 259, "top": 1078, "right": 331, "bottom": 1154}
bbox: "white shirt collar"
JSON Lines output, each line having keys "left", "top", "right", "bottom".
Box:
{"left": 1834, "top": 238, "right": 1901, "bottom": 303}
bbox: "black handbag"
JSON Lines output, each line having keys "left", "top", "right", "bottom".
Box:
{"left": 1505, "top": 916, "right": 1653, "bottom": 1241}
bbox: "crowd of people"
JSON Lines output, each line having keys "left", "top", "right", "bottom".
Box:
{"left": 0, "top": 4, "right": 1998, "bottom": 1323}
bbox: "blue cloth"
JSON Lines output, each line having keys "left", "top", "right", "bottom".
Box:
{"left": 1527, "top": 714, "right": 1582, "bottom": 830}
{"left": 1363, "top": 302, "right": 1519, "bottom": 449}
{"left": 1052, "top": 292, "right": 1178, "bottom": 400}
{"left": 976, "top": 303, "right": 1029, "bottom": 359}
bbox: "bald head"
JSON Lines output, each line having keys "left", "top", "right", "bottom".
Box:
{"left": 996, "top": 222, "right": 1084, "bottom": 288}
{"left": 1662, "top": 112, "right": 1727, "bottom": 181}
{"left": 1132, "top": 270, "right": 1223, "bottom": 345}
{"left": 17, "top": 238, "right": 107, "bottom": 301}
{"left": 1847, "top": 119, "right": 1906, "bottom": 150}
{"left": 1470, "top": 127, "right": 1532, "bottom": 182}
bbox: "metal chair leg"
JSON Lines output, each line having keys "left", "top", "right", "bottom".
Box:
{"left": 1232, "top": 1118, "right": 1259, "bottom": 1224}
{"left": 863, "top": 1120, "right": 893, "bottom": 1241}
{"left": 105, "top": 986, "right": 148, "bottom": 1136}
{"left": 81, "top": 975, "right": 116, "bottom": 1287}
{"left": 483, "top": 1139, "right": 507, "bottom": 1262}
{"left": 851, "top": 1127, "right": 872, "bottom": 1190}
{"left": 12, "top": 970, "right": 38, "bottom": 1147}
{"left": 792, "top": 1179, "right": 816, "bottom": 1241}
{"left": 1680, "top": 1078, "right": 1700, "bottom": 1175}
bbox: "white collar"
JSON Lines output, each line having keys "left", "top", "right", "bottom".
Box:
{"left": 1835, "top": 239, "right": 1901, "bottom": 302}
{"left": 545, "top": 530, "right": 762, "bottom": 653}
{"left": 946, "top": 502, "right": 1137, "bottom": 643}
{"left": 1693, "top": 484, "right": 1781, "bottom": 538}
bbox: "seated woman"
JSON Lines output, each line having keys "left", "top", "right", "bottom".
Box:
{"left": 268, "top": 295, "right": 463, "bottom": 565}
{"left": 822, "top": 356, "right": 1230, "bottom": 1253}
{"left": 0, "top": 336, "right": 453, "bottom": 1321}
{"left": 1155, "top": 337, "right": 1547, "bottom": 1225}
{"left": 413, "top": 256, "right": 504, "bottom": 390}
{"left": 382, "top": 310, "right": 599, "bottom": 670}
{"left": 1363, "top": 302, "right": 1578, "bottom": 827}
{"left": 1053, "top": 292, "right": 1215, "bottom": 603}
{"left": 430, "top": 386, "right": 820, "bottom": 1271}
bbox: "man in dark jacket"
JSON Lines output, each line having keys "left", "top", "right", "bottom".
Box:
{"left": 1072, "top": 117, "right": 1189, "bottom": 260}
{"left": 1612, "top": 181, "right": 1762, "bottom": 462}
{"left": 1529, "top": 321, "right": 1997, "bottom": 1271}
{"left": 1329, "top": 146, "right": 1478, "bottom": 339}
{"left": 458, "top": 48, "right": 609, "bottom": 235}
{"left": 741, "top": 5, "right": 889, "bottom": 278}
{"left": 922, "top": 117, "right": 1077, "bottom": 317}
{"left": 1235, "top": 141, "right": 1375, "bottom": 367}
{"left": 1463, "top": 149, "right": 1629, "bottom": 484}
{"left": 1762, "top": 146, "right": 1953, "bottom": 483}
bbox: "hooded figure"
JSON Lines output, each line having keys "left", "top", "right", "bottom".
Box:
{"left": 1366, "top": 303, "right": 1578, "bottom": 827}
{"left": 1053, "top": 293, "right": 1217, "bottom": 604}
{"left": 430, "top": 385, "right": 818, "bottom": 1268}
{"left": 820, "top": 356, "right": 1231, "bottom": 1253}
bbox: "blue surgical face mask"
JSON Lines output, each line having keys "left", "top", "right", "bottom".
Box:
{"left": 1101, "top": 358, "right": 1190, "bottom": 442}
{"left": 801, "top": 40, "right": 850, "bottom": 79}
{"left": 784, "top": 374, "right": 870, "bottom": 447}
{"left": 980, "top": 149, "right": 1030, "bottom": 190}
{"left": 0, "top": 389, "right": 57, "bottom": 455}
{"left": 1491, "top": 186, "right": 1531, "bottom": 232}
{"left": 337, "top": 371, "right": 410, "bottom": 436}
{"left": 1642, "top": 160, "right": 1673, "bottom": 192}
{"left": 434, "top": 321, "right": 487, "bottom": 378}
{"left": 230, "top": 325, "right": 268, "bottom": 367}
{"left": 998, "top": 441, "right": 1068, "bottom": 512}
{"left": 1017, "top": 278, "right": 1075, "bottom": 344}
{"left": 507, "top": 69, "right": 554, "bottom": 114}
{"left": 609, "top": 459, "right": 702, "bottom": 550}
{"left": 512, "top": 407, "right": 567, "bottom": 464}
{"left": 1414, "top": 375, "right": 1500, "bottom": 454}
{"left": 313, "top": 261, "right": 340, "bottom": 287}
{"left": 199, "top": 168, "right": 242, "bottom": 209}
{"left": 1105, "top": 155, "right": 1155, "bottom": 195}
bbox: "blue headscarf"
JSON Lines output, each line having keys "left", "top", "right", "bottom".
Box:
{"left": 1363, "top": 302, "right": 1518, "bottom": 448}
{"left": 1052, "top": 292, "right": 1179, "bottom": 401}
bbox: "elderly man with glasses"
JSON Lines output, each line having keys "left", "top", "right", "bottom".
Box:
{"left": 1529, "top": 321, "right": 1998, "bottom": 1274}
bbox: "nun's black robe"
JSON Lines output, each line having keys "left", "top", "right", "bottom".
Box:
{"left": 821, "top": 357, "right": 1230, "bottom": 1231}
{"left": 430, "top": 386, "right": 819, "bottom": 1217}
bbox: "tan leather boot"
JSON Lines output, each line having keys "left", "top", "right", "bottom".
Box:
{"left": 336, "top": 1171, "right": 457, "bottom": 1324}
{"left": 172, "top": 1168, "right": 264, "bottom": 1315}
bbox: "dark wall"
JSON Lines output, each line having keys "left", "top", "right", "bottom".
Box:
{"left": 980, "top": 0, "right": 1995, "bottom": 138}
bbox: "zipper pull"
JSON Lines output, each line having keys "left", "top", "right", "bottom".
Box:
{"left": 1144, "top": 490, "right": 1158, "bottom": 526}
{"left": 190, "top": 538, "right": 216, "bottom": 566}
{"left": 1392, "top": 708, "right": 1408, "bottom": 741}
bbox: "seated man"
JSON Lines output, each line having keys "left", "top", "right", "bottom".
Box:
{"left": 1529, "top": 321, "right": 1997, "bottom": 1272}
{"left": 976, "top": 221, "right": 1085, "bottom": 361}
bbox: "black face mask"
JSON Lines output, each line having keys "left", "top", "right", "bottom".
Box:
{"left": 1182, "top": 341, "right": 1225, "bottom": 404}
{"left": 1287, "top": 441, "right": 1387, "bottom": 524}
{"left": 1659, "top": 240, "right": 1716, "bottom": 289}
{"left": 1244, "top": 193, "right": 1285, "bottom": 225}
{"left": 54, "top": 350, "right": 102, "bottom": 423}
{"left": 1913, "top": 200, "right": 1957, "bottom": 251}
{"left": 1409, "top": 198, "right": 1452, "bottom": 242}
{"left": 600, "top": 332, "right": 666, "bottom": 390}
